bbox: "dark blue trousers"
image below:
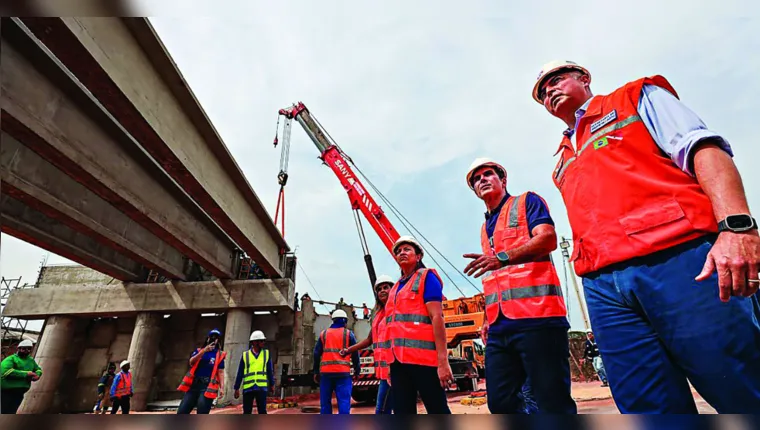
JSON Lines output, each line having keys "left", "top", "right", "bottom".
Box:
{"left": 485, "top": 327, "right": 577, "bottom": 414}
{"left": 583, "top": 235, "right": 760, "bottom": 413}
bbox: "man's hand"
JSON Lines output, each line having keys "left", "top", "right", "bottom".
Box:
{"left": 463, "top": 253, "right": 503, "bottom": 278}
{"left": 313, "top": 374, "right": 319, "bottom": 384}
{"left": 480, "top": 319, "right": 489, "bottom": 345}
{"left": 26, "top": 371, "right": 38, "bottom": 381}
{"left": 218, "top": 390, "right": 224, "bottom": 400}
{"left": 696, "top": 231, "right": 760, "bottom": 302}
{"left": 234, "top": 389, "right": 240, "bottom": 399}
{"left": 437, "top": 363, "right": 454, "bottom": 389}
{"left": 339, "top": 348, "right": 348, "bottom": 357}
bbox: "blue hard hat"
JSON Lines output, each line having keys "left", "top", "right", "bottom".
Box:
{"left": 208, "top": 329, "right": 222, "bottom": 337}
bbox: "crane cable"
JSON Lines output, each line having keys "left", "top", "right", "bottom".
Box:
{"left": 310, "top": 112, "right": 481, "bottom": 296}
{"left": 296, "top": 260, "right": 331, "bottom": 313}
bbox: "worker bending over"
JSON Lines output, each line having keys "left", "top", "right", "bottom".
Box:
{"left": 314, "top": 309, "right": 360, "bottom": 414}
{"left": 234, "top": 330, "right": 275, "bottom": 414}
{"left": 109, "top": 360, "right": 133, "bottom": 414}
{"left": 463, "top": 159, "right": 576, "bottom": 414}
{"left": 341, "top": 274, "right": 395, "bottom": 414}
{"left": 534, "top": 60, "right": 760, "bottom": 413}
{"left": 386, "top": 236, "right": 452, "bottom": 414}
{"left": 0, "top": 339, "right": 42, "bottom": 414}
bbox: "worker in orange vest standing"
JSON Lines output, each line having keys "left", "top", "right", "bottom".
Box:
{"left": 463, "top": 158, "right": 576, "bottom": 414}
{"left": 314, "top": 309, "right": 360, "bottom": 414}
{"left": 177, "top": 328, "right": 227, "bottom": 414}
{"left": 533, "top": 60, "right": 760, "bottom": 413}
{"left": 109, "top": 360, "right": 133, "bottom": 414}
{"left": 385, "top": 236, "right": 452, "bottom": 414}
{"left": 341, "top": 274, "right": 395, "bottom": 414}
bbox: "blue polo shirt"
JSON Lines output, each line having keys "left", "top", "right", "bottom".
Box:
{"left": 486, "top": 193, "right": 569, "bottom": 334}
{"left": 393, "top": 269, "right": 444, "bottom": 303}
{"left": 189, "top": 346, "right": 225, "bottom": 379}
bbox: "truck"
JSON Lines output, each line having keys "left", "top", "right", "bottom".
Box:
{"left": 275, "top": 102, "right": 484, "bottom": 403}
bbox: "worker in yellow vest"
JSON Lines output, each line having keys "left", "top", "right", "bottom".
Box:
{"left": 234, "top": 330, "right": 275, "bottom": 414}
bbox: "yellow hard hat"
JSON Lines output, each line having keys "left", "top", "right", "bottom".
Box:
{"left": 532, "top": 60, "right": 591, "bottom": 104}
{"left": 466, "top": 157, "right": 507, "bottom": 190}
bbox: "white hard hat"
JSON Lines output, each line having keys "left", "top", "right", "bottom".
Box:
{"left": 392, "top": 235, "right": 424, "bottom": 257}
{"left": 466, "top": 158, "right": 507, "bottom": 190}
{"left": 250, "top": 330, "right": 266, "bottom": 341}
{"left": 332, "top": 309, "right": 348, "bottom": 319}
{"left": 18, "top": 339, "right": 33, "bottom": 348}
{"left": 532, "top": 60, "right": 591, "bottom": 104}
{"left": 374, "top": 274, "right": 395, "bottom": 288}
{"left": 586, "top": 328, "right": 593, "bottom": 333}
{"left": 120, "top": 360, "right": 130, "bottom": 369}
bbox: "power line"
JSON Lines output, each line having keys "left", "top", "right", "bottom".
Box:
{"left": 351, "top": 162, "right": 482, "bottom": 296}
{"left": 296, "top": 260, "right": 331, "bottom": 312}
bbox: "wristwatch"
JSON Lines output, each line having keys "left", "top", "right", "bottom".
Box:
{"left": 496, "top": 251, "right": 510, "bottom": 266}
{"left": 717, "top": 214, "right": 758, "bottom": 233}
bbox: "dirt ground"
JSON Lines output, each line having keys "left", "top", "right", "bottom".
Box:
{"left": 173, "top": 380, "right": 716, "bottom": 415}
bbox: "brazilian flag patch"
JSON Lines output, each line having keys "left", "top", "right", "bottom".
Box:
{"left": 593, "top": 136, "right": 609, "bottom": 150}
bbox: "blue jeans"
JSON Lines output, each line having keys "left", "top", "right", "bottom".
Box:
{"left": 485, "top": 327, "right": 577, "bottom": 414}
{"left": 319, "top": 374, "right": 352, "bottom": 414}
{"left": 375, "top": 379, "right": 393, "bottom": 414}
{"left": 583, "top": 235, "right": 760, "bottom": 413}
{"left": 517, "top": 380, "right": 539, "bottom": 414}
{"left": 176, "top": 377, "right": 214, "bottom": 414}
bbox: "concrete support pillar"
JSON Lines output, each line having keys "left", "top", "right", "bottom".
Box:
{"left": 18, "top": 316, "right": 76, "bottom": 414}
{"left": 127, "top": 312, "right": 163, "bottom": 411}
{"left": 221, "top": 309, "right": 252, "bottom": 405}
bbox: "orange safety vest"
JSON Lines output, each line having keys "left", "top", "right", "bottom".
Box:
{"left": 319, "top": 327, "right": 352, "bottom": 374}
{"left": 552, "top": 76, "right": 718, "bottom": 276}
{"left": 371, "top": 307, "right": 390, "bottom": 380}
{"left": 177, "top": 348, "right": 227, "bottom": 399}
{"left": 114, "top": 371, "right": 132, "bottom": 398}
{"left": 480, "top": 193, "right": 568, "bottom": 324}
{"left": 386, "top": 268, "right": 440, "bottom": 367}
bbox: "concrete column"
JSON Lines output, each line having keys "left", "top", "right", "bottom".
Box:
{"left": 18, "top": 316, "right": 76, "bottom": 414}
{"left": 127, "top": 312, "right": 163, "bottom": 411}
{"left": 221, "top": 309, "right": 252, "bottom": 405}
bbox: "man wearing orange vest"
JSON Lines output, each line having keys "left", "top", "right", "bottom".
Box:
{"left": 109, "top": 360, "right": 133, "bottom": 414}
{"left": 386, "top": 236, "right": 453, "bottom": 414}
{"left": 177, "top": 328, "right": 227, "bottom": 414}
{"left": 463, "top": 159, "right": 577, "bottom": 414}
{"left": 313, "top": 309, "right": 360, "bottom": 414}
{"left": 534, "top": 60, "right": 760, "bottom": 413}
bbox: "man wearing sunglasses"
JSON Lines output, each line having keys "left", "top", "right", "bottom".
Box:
{"left": 463, "top": 158, "right": 576, "bottom": 414}
{"left": 1, "top": 339, "right": 42, "bottom": 414}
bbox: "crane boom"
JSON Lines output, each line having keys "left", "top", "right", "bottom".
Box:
{"left": 279, "top": 102, "right": 400, "bottom": 254}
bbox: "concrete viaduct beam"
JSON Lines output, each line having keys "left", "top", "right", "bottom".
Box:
{"left": 1, "top": 132, "right": 189, "bottom": 280}
{"left": 1, "top": 192, "right": 144, "bottom": 281}
{"left": 2, "top": 279, "right": 294, "bottom": 319}
{"left": 17, "top": 17, "right": 289, "bottom": 277}
{"left": 1, "top": 20, "right": 238, "bottom": 279}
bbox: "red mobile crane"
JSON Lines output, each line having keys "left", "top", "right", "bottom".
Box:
{"left": 275, "top": 102, "right": 483, "bottom": 401}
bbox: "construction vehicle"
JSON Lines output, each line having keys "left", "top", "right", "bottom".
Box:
{"left": 275, "top": 102, "right": 484, "bottom": 402}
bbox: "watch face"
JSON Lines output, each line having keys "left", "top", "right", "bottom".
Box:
{"left": 497, "top": 252, "right": 509, "bottom": 262}
{"left": 727, "top": 215, "right": 755, "bottom": 229}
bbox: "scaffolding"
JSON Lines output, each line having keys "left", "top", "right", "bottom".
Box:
{"left": 1, "top": 277, "right": 32, "bottom": 343}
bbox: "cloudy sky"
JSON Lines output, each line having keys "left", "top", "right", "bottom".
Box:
{"left": 2, "top": 0, "right": 759, "bottom": 328}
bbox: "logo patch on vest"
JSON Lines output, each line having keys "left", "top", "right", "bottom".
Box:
{"left": 593, "top": 137, "right": 609, "bottom": 150}
{"left": 589, "top": 110, "right": 617, "bottom": 133}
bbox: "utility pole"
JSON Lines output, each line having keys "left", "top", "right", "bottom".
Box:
{"left": 559, "top": 237, "right": 590, "bottom": 331}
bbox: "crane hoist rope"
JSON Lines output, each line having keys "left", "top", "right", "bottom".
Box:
{"left": 274, "top": 102, "right": 480, "bottom": 297}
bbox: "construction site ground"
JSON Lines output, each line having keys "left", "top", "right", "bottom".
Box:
{"left": 133, "top": 381, "right": 715, "bottom": 415}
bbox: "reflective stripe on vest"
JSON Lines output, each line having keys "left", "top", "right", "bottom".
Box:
{"left": 114, "top": 372, "right": 132, "bottom": 398}
{"left": 552, "top": 75, "right": 718, "bottom": 276}
{"left": 319, "top": 327, "right": 351, "bottom": 373}
{"left": 242, "top": 349, "right": 269, "bottom": 390}
{"left": 176, "top": 348, "right": 226, "bottom": 399}
{"left": 371, "top": 307, "right": 390, "bottom": 380}
{"left": 385, "top": 268, "right": 440, "bottom": 367}
{"left": 480, "top": 193, "right": 568, "bottom": 324}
